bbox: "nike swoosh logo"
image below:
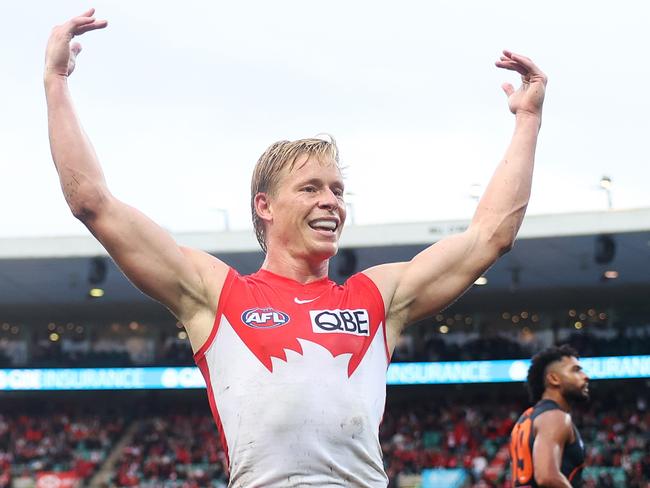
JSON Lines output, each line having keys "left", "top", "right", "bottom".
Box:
{"left": 294, "top": 297, "right": 318, "bottom": 304}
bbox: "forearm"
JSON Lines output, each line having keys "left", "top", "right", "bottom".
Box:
{"left": 45, "top": 74, "right": 110, "bottom": 219}
{"left": 471, "top": 113, "right": 541, "bottom": 250}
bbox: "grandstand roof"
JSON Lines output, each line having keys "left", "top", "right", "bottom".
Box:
{"left": 1, "top": 208, "right": 649, "bottom": 312}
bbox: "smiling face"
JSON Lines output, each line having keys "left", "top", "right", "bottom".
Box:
{"left": 258, "top": 154, "right": 346, "bottom": 263}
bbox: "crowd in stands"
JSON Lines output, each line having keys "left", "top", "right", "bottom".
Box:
{"left": 405, "top": 335, "right": 534, "bottom": 362}
{"left": 1, "top": 386, "right": 647, "bottom": 487}
{"left": 393, "top": 325, "right": 650, "bottom": 363}
{"left": 0, "top": 351, "right": 10, "bottom": 368}
{"left": 0, "top": 409, "right": 126, "bottom": 487}
{"left": 381, "top": 397, "right": 518, "bottom": 486}
{"left": 25, "top": 335, "right": 195, "bottom": 369}
{"left": 564, "top": 329, "right": 650, "bottom": 358}
{"left": 577, "top": 394, "right": 650, "bottom": 488}
{"left": 2, "top": 322, "right": 648, "bottom": 369}
{"left": 383, "top": 390, "right": 650, "bottom": 487}
{"left": 111, "top": 414, "right": 227, "bottom": 487}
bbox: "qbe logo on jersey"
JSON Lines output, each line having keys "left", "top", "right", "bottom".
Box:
{"left": 310, "top": 309, "right": 370, "bottom": 336}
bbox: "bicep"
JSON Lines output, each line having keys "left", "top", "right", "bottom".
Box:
{"left": 391, "top": 227, "right": 500, "bottom": 326}
{"left": 83, "top": 196, "right": 224, "bottom": 320}
{"left": 532, "top": 413, "right": 571, "bottom": 484}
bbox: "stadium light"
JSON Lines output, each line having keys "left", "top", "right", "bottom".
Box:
{"left": 603, "top": 270, "right": 619, "bottom": 280}
{"left": 599, "top": 175, "right": 612, "bottom": 190}
{"left": 599, "top": 175, "right": 612, "bottom": 209}
{"left": 88, "top": 288, "right": 104, "bottom": 298}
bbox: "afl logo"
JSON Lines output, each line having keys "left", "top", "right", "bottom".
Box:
{"left": 242, "top": 308, "right": 290, "bottom": 329}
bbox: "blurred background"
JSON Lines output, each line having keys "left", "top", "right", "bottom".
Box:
{"left": 2, "top": 211, "right": 648, "bottom": 487}
{"left": 1, "top": 1, "right": 649, "bottom": 487}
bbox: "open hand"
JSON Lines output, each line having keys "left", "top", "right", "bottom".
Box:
{"left": 45, "top": 8, "right": 107, "bottom": 79}
{"left": 495, "top": 51, "right": 547, "bottom": 119}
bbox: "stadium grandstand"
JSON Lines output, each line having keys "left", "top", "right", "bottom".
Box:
{"left": 1, "top": 208, "right": 649, "bottom": 487}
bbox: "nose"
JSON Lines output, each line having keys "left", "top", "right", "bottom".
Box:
{"left": 318, "top": 188, "right": 339, "bottom": 210}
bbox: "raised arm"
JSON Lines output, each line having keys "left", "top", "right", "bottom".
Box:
{"left": 365, "top": 51, "right": 547, "bottom": 347}
{"left": 44, "top": 10, "right": 228, "bottom": 350}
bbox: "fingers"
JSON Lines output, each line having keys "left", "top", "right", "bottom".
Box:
{"left": 503, "top": 50, "right": 544, "bottom": 76}
{"left": 73, "top": 20, "right": 108, "bottom": 36}
{"left": 70, "top": 8, "right": 96, "bottom": 27}
{"left": 495, "top": 53, "right": 528, "bottom": 77}
{"left": 501, "top": 83, "right": 515, "bottom": 98}
{"left": 495, "top": 50, "right": 547, "bottom": 81}
{"left": 68, "top": 8, "right": 108, "bottom": 36}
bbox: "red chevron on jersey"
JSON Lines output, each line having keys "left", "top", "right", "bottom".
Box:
{"left": 219, "top": 269, "right": 385, "bottom": 377}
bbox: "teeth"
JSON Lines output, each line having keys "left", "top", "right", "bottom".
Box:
{"left": 310, "top": 219, "right": 337, "bottom": 231}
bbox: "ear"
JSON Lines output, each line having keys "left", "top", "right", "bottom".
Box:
{"left": 546, "top": 370, "right": 561, "bottom": 388}
{"left": 254, "top": 192, "right": 273, "bottom": 223}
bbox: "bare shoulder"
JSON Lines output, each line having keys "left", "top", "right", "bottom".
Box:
{"left": 361, "top": 262, "right": 408, "bottom": 307}
{"left": 179, "top": 246, "right": 230, "bottom": 308}
{"left": 362, "top": 263, "right": 409, "bottom": 352}
{"left": 534, "top": 409, "right": 573, "bottom": 441}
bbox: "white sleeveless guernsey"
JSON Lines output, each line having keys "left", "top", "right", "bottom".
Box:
{"left": 194, "top": 268, "right": 391, "bottom": 487}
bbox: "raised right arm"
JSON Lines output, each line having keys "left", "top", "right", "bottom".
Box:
{"left": 44, "top": 10, "right": 228, "bottom": 350}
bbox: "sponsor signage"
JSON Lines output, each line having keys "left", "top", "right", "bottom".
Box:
{"left": 421, "top": 468, "right": 467, "bottom": 488}
{"left": 310, "top": 309, "right": 370, "bottom": 336}
{"left": 385, "top": 355, "right": 650, "bottom": 385}
{"left": 36, "top": 472, "right": 78, "bottom": 488}
{"left": 0, "top": 367, "right": 204, "bottom": 391}
{"left": 0, "top": 355, "right": 648, "bottom": 390}
{"left": 241, "top": 307, "right": 290, "bottom": 329}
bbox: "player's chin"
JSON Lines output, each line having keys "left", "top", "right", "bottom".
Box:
{"left": 566, "top": 386, "right": 589, "bottom": 405}
{"left": 307, "top": 240, "right": 338, "bottom": 260}
{"left": 321, "top": 242, "right": 339, "bottom": 259}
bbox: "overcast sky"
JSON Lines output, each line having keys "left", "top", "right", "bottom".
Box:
{"left": 1, "top": 1, "right": 649, "bottom": 238}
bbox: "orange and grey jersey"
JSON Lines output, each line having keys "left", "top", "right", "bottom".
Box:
{"left": 194, "top": 268, "right": 391, "bottom": 488}
{"left": 510, "top": 399, "right": 585, "bottom": 487}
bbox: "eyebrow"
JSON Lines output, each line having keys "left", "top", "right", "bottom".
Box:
{"left": 298, "top": 178, "right": 345, "bottom": 190}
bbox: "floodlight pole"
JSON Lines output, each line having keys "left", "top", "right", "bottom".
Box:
{"left": 599, "top": 176, "right": 612, "bottom": 210}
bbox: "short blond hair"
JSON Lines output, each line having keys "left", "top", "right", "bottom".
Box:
{"left": 251, "top": 136, "right": 340, "bottom": 252}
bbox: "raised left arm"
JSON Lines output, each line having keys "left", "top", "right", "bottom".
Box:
{"left": 365, "top": 52, "right": 547, "bottom": 342}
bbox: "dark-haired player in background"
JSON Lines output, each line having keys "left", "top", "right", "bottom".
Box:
{"left": 510, "top": 345, "right": 589, "bottom": 487}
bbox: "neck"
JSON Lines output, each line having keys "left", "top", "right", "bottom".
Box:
{"left": 261, "top": 249, "right": 330, "bottom": 284}
{"left": 541, "top": 391, "right": 571, "bottom": 412}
